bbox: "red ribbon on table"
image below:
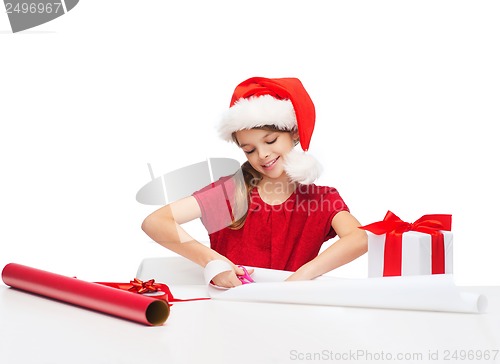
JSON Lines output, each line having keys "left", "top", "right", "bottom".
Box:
{"left": 96, "top": 278, "right": 210, "bottom": 305}
{"left": 128, "top": 278, "right": 161, "bottom": 294}
{"left": 359, "top": 211, "right": 452, "bottom": 276}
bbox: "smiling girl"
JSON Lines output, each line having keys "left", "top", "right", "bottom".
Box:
{"left": 141, "top": 77, "right": 367, "bottom": 288}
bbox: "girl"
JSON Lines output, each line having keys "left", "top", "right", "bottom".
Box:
{"left": 142, "top": 77, "right": 367, "bottom": 288}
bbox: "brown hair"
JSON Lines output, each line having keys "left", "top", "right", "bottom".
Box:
{"left": 228, "top": 125, "right": 297, "bottom": 229}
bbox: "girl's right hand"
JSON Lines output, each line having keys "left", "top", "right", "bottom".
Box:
{"left": 212, "top": 269, "right": 243, "bottom": 288}
{"left": 211, "top": 265, "right": 254, "bottom": 288}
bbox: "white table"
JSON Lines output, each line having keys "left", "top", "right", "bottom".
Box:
{"left": 1, "top": 276, "right": 499, "bottom": 364}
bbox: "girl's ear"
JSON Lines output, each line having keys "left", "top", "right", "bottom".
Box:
{"left": 291, "top": 130, "right": 300, "bottom": 145}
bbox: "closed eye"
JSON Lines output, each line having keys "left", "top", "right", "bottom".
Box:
{"left": 266, "top": 137, "right": 278, "bottom": 145}
{"left": 244, "top": 149, "right": 255, "bottom": 154}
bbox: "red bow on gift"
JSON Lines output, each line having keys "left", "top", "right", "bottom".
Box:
{"left": 359, "top": 211, "right": 452, "bottom": 276}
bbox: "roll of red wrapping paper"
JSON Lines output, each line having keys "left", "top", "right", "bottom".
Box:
{"left": 1, "top": 263, "right": 170, "bottom": 326}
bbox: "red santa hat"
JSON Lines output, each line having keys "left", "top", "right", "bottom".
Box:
{"left": 218, "top": 77, "right": 322, "bottom": 185}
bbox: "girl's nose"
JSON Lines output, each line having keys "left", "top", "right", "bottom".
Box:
{"left": 258, "top": 147, "right": 271, "bottom": 160}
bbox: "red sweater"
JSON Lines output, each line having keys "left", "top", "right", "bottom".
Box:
{"left": 193, "top": 178, "right": 349, "bottom": 271}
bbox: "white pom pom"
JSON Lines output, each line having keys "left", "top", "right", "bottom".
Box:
{"left": 283, "top": 148, "right": 323, "bottom": 185}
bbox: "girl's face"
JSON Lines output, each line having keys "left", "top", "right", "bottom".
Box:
{"left": 235, "top": 128, "right": 298, "bottom": 180}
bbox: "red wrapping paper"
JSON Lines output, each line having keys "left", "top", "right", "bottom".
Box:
{"left": 1, "top": 263, "right": 170, "bottom": 326}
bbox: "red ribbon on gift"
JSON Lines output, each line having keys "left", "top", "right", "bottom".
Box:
{"left": 96, "top": 278, "right": 210, "bottom": 305}
{"left": 359, "top": 211, "right": 452, "bottom": 276}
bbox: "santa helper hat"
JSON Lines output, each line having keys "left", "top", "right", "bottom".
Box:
{"left": 218, "top": 77, "right": 322, "bottom": 185}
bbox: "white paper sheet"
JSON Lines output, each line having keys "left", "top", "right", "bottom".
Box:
{"left": 137, "top": 257, "right": 488, "bottom": 314}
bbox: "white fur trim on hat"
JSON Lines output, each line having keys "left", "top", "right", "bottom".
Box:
{"left": 283, "top": 148, "right": 323, "bottom": 185}
{"left": 219, "top": 95, "right": 297, "bottom": 142}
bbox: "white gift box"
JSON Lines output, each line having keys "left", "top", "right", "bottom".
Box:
{"left": 368, "top": 231, "right": 453, "bottom": 277}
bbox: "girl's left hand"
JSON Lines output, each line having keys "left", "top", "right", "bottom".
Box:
{"left": 285, "top": 267, "right": 312, "bottom": 282}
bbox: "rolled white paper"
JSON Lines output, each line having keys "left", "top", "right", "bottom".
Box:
{"left": 209, "top": 273, "right": 487, "bottom": 314}
{"left": 137, "top": 257, "right": 487, "bottom": 314}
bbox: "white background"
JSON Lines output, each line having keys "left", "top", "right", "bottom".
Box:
{"left": 1, "top": 0, "right": 499, "bottom": 285}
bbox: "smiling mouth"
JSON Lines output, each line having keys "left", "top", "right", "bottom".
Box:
{"left": 262, "top": 156, "right": 279, "bottom": 168}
